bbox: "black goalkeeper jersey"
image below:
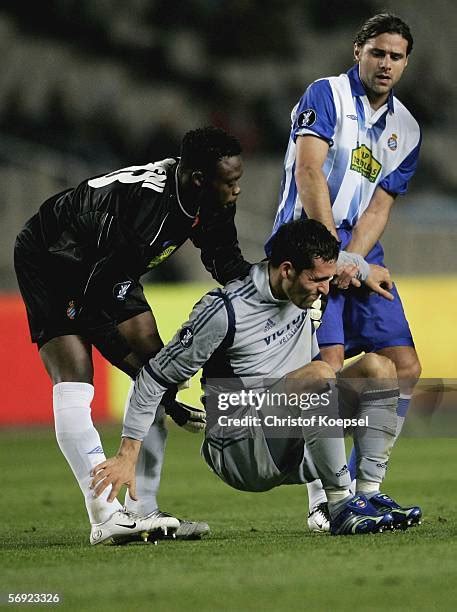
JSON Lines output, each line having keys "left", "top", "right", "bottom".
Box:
{"left": 23, "top": 157, "right": 250, "bottom": 316}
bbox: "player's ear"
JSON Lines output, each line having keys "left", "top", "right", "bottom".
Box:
{"left": 353, "top": 43, "right": 361, "bottom": 62}
{"left": 191, "top": 170, "right": 205, "bottom": 188}
{"left": 280, "top": 261, "right": 294, "bottom": 280}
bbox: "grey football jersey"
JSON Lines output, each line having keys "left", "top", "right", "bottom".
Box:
{"left": 123, "top": 261, "right": 319, "bottom": 440}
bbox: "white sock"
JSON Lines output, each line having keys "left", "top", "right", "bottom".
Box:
{"left": 53, "top": 382, "right": 123, "bottom": 524}
{"left": 123, "top": 381, "right": 168, "bottom": 516}
{"left": 306, "top": 479, "right": 328, "bottom": 511}
{"left": 356, "top": 480, "right": 380, "bottom": 496}
{"left": 326, "top": 489, "right": 353, "bottom": 518}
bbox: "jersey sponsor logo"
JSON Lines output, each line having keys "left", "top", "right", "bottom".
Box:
{"left": 350, "top": 144, "right": 382, "bottom": 183}
{"left": 66, "top": 300, "right": 77, "bottom": 320}
{"left": 264, "top": 312, "right": 306, "bottom": 346}
{"left": 346, "top": 114, "right": 358, "bottom": 120}
{"left": 387, "top": 133, "right": 398, "bottom": 151}
{"left": 179, "top": 326, "right": 194, "bottom": 348}
{"left": 113, "top": 280, "right": 133, "bottom": 301}
{"left": 297, "top": 108, "right": 317, "bottom": 128}
{"left": 147, "top": 245, "right": 177, "bottom": 269}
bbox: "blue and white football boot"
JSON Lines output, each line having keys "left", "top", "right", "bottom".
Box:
{"left": 368, "top": 493, "right": 422, "bottom": 530}
{"left": 330, "top": 495, "right": 394, "bottom": 536}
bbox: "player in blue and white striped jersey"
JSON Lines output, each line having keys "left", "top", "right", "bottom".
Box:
{"left": 91, "top": 220, "right": 421, "bottom": 537}
{"left": 265, "top": 13, "right": 422, "bottom": 529}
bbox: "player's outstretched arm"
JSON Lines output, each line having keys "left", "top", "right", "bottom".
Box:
{"left": 345, "top": 187, "right": 395, "bottom": 257}
{"left": 295, "top": 136, "right": 337, "bottom": 238}
{"left": 191, "top": 204, "right": 251, "bottom": 285}
{"left": 89, "top": 291, "right": 230, "bottom": 498}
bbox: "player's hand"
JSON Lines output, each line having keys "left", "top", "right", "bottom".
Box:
{"left": 165, "top": 400, "right": 206, "bottom": 433}
{"left": 364, "top": 264, "right": 394, "bottom": 300}
{"left": 90, "top": 455, "right": 137, "bottom": 502}
{"left": 333, "top": 263, "right": 361, "bottom": 290}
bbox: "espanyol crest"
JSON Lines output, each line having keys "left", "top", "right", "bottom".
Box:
{"left": 179, "top": 326, "right": 194, "bottom": 348}
{"left": 113, "top": 280, "right": 133, "bottom": 301}
{"left": 387, "top": 133, "right": 398, "bottom": 151}
{"left": 298, "top": 108, "right": 317, "bottom": 128}
{"left": 66, "top": 299, "right": 77, "bottom": 320}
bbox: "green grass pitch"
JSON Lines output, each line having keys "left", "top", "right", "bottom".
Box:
{"left": 1, "top": 426, "right": 456, "bottom": 611}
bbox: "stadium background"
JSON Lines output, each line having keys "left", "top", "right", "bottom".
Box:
{"left": 1, "top": 4, "right": 457, "bottom": 611}
{"left": 0, "top": 0, "right": 456, "bottom": 422}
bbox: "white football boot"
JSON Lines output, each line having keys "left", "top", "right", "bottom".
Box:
{"left": 307, "top": 502, "right": 330, "bottom": 533}
{"left": 153, "top": 510, "right": 211, "bottom": 540}
{"left": 90, "top": 509, "right": 179, "bottom": 546}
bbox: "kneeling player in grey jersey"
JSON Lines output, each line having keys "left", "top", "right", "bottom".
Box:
{"left": 91, "top": 219, "right": 421, "bottom": 536}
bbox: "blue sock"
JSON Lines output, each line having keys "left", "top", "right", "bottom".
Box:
{"left": 397, "top": 394, "right": 411, "bottom": 418}
{"left": 395, "top": 394, "right": 411, "bottom": 438}
{"left": 348, "top": 446, "right": 357, "bottom": 480}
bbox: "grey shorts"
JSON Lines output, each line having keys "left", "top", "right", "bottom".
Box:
{"left": 201, "top": 403, "right": 319, "bottom": 492}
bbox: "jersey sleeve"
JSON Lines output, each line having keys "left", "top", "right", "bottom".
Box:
{"left": 291, "top": 79, "right": 337, "bottom": 145}
{"left": 122, "top": 291, "right": 229, "bottom": 440}
{"left": 190, "top": 203, "right": 251, "bottom": 284}
{"left": 379, "top": 135, "right": 422, "bottom": 195}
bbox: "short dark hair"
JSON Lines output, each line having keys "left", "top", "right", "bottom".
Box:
{"left": 354, "top": 13, "right": 413, "bottom": 55}
{"left": 180, "top": 126, "right": 242, "bottom": 175}
{"left": 269, "top": 219, "right": 339, "bottom": 273}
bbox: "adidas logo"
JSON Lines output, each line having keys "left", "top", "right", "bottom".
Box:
{"left": 336, "top": 464, "right": 349, "bottom": 478}
{"left": 263, "top": 318, "right": 276, "bottom": 332}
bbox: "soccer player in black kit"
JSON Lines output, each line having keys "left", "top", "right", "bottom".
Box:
{"left": 14, "top": 126, "right": 251, "bottom": 545}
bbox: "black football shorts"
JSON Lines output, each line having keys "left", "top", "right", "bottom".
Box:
{"left": 14, "top": 214, "right": 151, "bottom": 352}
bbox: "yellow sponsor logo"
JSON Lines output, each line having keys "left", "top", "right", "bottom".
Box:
{"left": 147, "top": 245, "right": 177, "bottom": 268}
{"left": 350, "top": 144, "right": 382, "bottom": 183}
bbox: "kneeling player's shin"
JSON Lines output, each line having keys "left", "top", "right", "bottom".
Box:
{"left": 353, "top": 387, "right": 399, "bottom": 487}
{"left": 302, "top": 382, "right": 351, "bottom": 494}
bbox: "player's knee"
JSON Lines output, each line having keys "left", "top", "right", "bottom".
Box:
{"left": 298, "top": 361, "right": 335, "bottom": 391}
{"left": 311, "top": 360, "right": 336, "bottom": 380}
{"left": 361, "top": 353, "right": 397, "bottom": 380}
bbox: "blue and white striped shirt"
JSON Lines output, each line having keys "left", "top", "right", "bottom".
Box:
{"left": 266, "top": 64, "right": 421, "bottom": 253}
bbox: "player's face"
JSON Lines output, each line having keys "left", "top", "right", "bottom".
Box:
{"left": 354, "top": 32, "right": 409, "bottom": 109}
{"left": 285, "top": 258, "right": 336, "bottom": 309}
{"left": 204, "top": 155, "right": 243, "bottom": 209}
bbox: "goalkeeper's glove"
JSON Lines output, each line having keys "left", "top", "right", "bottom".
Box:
{"left": 309, "top": 293, "right": 328, "bottom": 330}
{"left": 163, "top": 398, "right": 206, "bottom": 433}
